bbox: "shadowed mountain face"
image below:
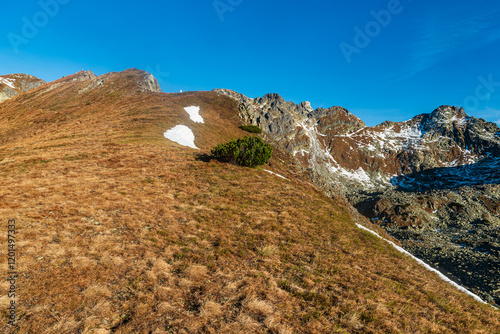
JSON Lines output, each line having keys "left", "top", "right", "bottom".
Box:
{"left": 392, "top": 157, "right": 500, "bottom": 191}
{"left": 214, "top": 89, "right": 500, "bottom": 305}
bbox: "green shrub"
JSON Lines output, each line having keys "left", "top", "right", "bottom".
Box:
{"left": 211, "top": 136, "right": 272, "bottom": 167}
{"left": 239, "top": 125, "right": 263, "bottom": 134}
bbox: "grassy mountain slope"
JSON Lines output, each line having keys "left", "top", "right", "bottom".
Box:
{"left": 0, "top": 70, "right": 498, "bottom": 333}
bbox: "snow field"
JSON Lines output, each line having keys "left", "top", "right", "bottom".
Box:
{"left": 164, "top": 125, "right": 198, "bottom": 149}
{"left": 163, "top": 106, "right": 204, "bottom": 149}
{"left": 184, "top": 106, "right": 204, "bottom": 123}
{"left": 0, "top": 77, "right": 16, "bottom": 89}
{"left": 264, "top": 169, "right": 289, "bottom": 180}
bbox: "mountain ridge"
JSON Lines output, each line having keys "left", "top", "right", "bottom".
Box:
{"left": 0, "top": 70, "right": 499, "bottom": 333}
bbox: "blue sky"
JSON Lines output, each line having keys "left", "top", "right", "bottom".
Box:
{"left": 1, "top": 0, "right": 500, "bottom": 126}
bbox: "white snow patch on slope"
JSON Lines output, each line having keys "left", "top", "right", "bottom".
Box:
{"left": 293, "top": 149, "right": 310, "bottom": 156}
{"left": 264, "top": 169, "right": 289, "bottom": 180}
{"left": 450, "top": 116, "right": 467, "bottom": 126}
{"left": 164, "top": 125, "right": 199, "bottom": 149}
{"left": 345, "top": 123, "right": 427, "bottom": 153}
{"left": 355, "top": 223, "right": 496, "bottom": 308}
{"left": 184, "top": 106, "right": 204, "bottom": 123}
{"left": 399, "top": 124, "right": 423, "bottom": 143}
{"left": 0, "top": 77, "right": 16, "bottom": 89}
{"left": 342, "top": 167, "right": 372, "bottom": 183}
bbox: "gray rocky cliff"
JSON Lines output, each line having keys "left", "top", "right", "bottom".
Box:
{"left": 0, "top": 73, "right": 46, "bottom": 102}
{"left": 137, "top": 71, "right": 162, "bottom": 93}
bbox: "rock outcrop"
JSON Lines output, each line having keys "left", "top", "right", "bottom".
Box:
{"left": 0, "top": 73, "right": 46, "bottom": 102}
{"left": 32, "top": 68, "right": 162, "bottom": 97}
{"left": 136, "top": 70, "right": 162, "bottom": 93}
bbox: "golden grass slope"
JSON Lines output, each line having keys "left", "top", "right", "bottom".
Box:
{"left": 0, "top": 70, "right": 498, "bottom": 333}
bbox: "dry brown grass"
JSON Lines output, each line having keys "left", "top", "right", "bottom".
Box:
{"left": 0, "top": 70, "right": 499, "bottom": 333}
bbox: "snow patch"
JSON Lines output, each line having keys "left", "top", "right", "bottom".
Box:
{"left": 344, "top": 123, "right": 429, "bottom": 154}
{"left": 184, "top": 106, "right": 204, "bottom": 123}
{"left": 0, "top": 77, "right": 16, "bottom": 89}
{"left": 335, "top": 166, "right": 372, "bottom": 184}
{"left": 264, "top": 169, "right": 289, "bottom": 181}
{"left": 399, "top": 124, "right": 424, "bottom": 145}
{"left": 293, "top": 149, "right": 310, "bottom": 156}
{"left": 164, "top": 125, "right": 199, "bottom": 149}
{"left": 450, "top": 116, "right": 467, "bottom": 126}
{"left": 355, "top": 224, "right": 495, "bottom": 308}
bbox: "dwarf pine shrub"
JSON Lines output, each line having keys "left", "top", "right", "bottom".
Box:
{"left": 211, "top": 135, "right": 272, "bottom": 167}
{"left": 239, "top": 125, "right": 263, "bottom": 134}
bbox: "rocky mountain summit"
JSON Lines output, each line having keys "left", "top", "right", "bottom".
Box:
{"left": 0, "top": 73, "right": 46, "bottom": 103}
{"left": 214, "top": 88, "right": 500, "bottom": 305}
{"left": 1, "top": 69, "right": 162, "bottom": 105}
{"left": 37, "top": 68, "right": 162, "bottom": 97}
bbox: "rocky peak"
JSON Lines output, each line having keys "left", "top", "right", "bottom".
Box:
{"left": 6, "top": 73, "right": 46, "bottom": 92}
{"left": 105, "top": 68, "right": 162, "bottom": 93}
{"left": 432, "top": 105, "right": 467, "bottom": 118}
{"left": 135, "top": 70, "right": 162, "bottom": 93}
{"left": 63, "top": 69, "right": 161, "bottom": 93}
{"left": 311, "top": 106, "right": 366, "bottom": 136}
{"left": 421, "top": 105, "right": 469, "bottom": 131}
{"left": 212, "top": 88, "right": 251, "bottom": 103}
{"left": 57, "top": 70, "right": 97, "bottom": 84}
{"left": 0, "top": 73, "right": 46, "bottom": 103}
{"left": 73, "top": 70, "right": 97, "bottom": 82}
{"left": 300, "top": 101, "right": 314, "bottom": 113}
{"left": 37, "top": 70, "right": 97, "bottom": 94}
{"left": 259, "top": 93, "right": 285, "bottom": 105}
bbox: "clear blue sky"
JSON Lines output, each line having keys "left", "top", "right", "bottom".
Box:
{"left": 1, "top": 0, "right": 500, "bottom": 126}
